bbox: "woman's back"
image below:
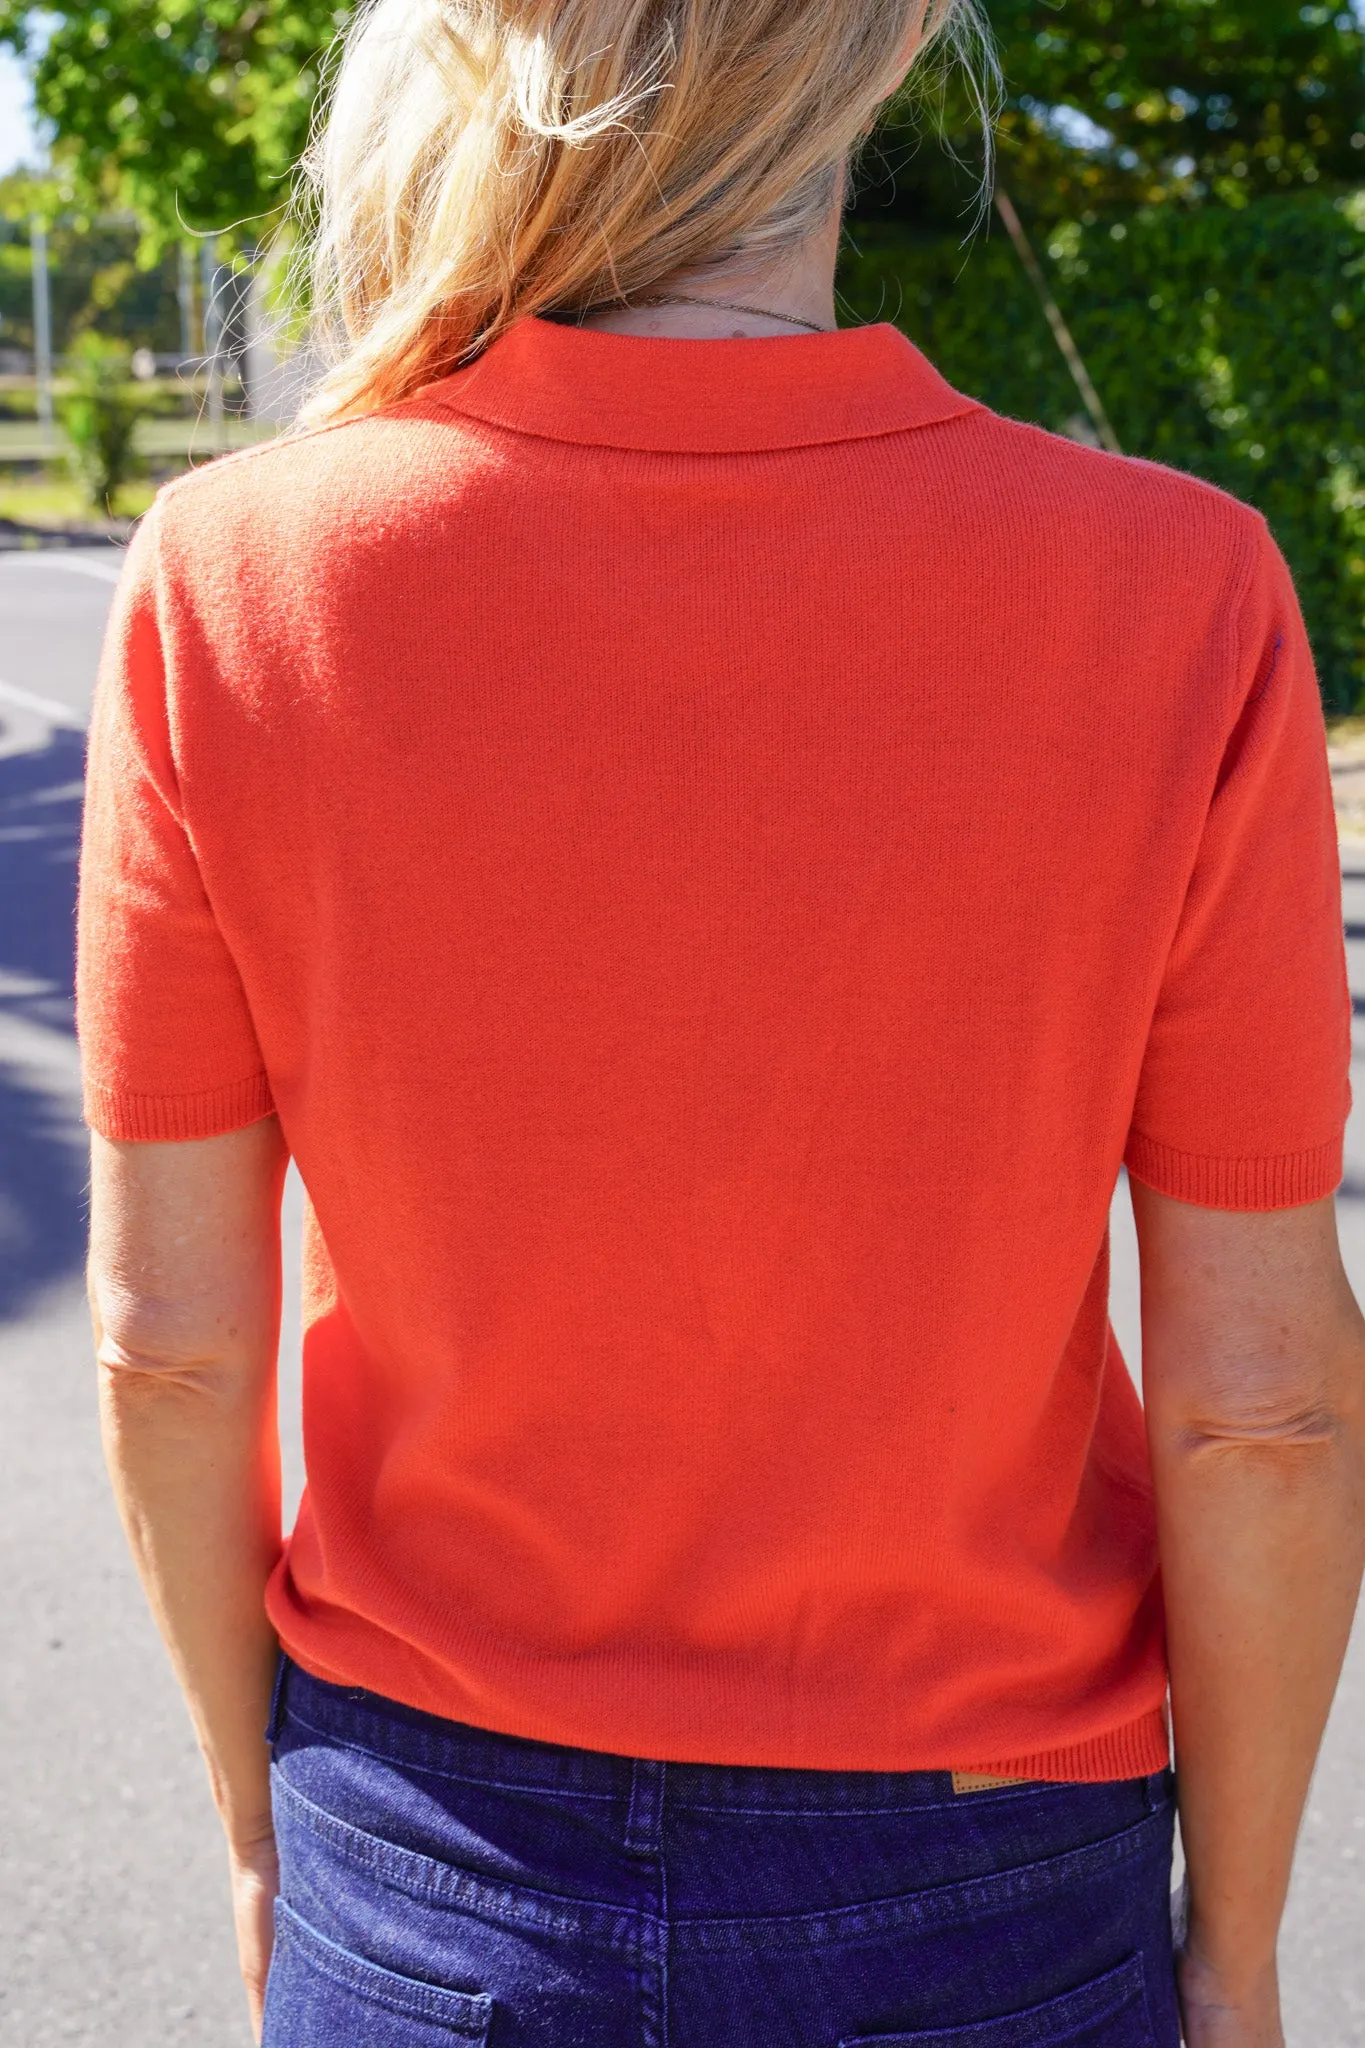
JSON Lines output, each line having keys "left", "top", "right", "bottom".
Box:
{"left": 79, "top": 312, "right": 1346, "bottom": 1777}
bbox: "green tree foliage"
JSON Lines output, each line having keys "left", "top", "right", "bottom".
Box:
{"left": 5, "top": 0, "right": 1362, "bottom": 243}
{"left": 0, "top": 1, "right": 347, "bottom": 243}
{"left": 1001, "top": 0, "right": 1365, "bottom": 205}
{"left": 866, "top": 0, "right": 1365, "bottom": 229}
{"left": 0, "top": 199, "right": 181, "bottom": 358}
{"left": 840, "top": 194, "right": 1365, "bottom": 711}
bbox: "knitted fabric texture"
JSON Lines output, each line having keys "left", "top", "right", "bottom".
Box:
{"left": 77, "top": 318, "right": 1351, "bottom": 1777}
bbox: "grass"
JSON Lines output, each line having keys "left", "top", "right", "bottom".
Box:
{"left": 0, "top": 406, "right": 281, "bottom": 530}
{"left": 0, "top": 468, "right": 157, "bottom": 527}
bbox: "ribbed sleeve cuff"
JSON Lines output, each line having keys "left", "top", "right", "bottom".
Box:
{"left": 83, "top": 1071, "right": 276, "bottom": 1142}
{"left": 1125, "top": 1130, "right": 1343, "bottom": 1211}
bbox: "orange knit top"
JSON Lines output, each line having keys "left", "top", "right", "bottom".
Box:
{"left": 77, "top": 318, "right": 1350, "bottom": 1779}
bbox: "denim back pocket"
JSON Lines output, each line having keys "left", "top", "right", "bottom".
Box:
{"left": 263, "top": 1898, "right": 494, "bottom": 2045}
{"left": 840, "top": 1953, "right": 1154, "bottom": 2047}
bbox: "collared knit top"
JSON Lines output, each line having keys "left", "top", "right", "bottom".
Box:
{"left": 78, "top": 317, "right": 1350, "bottom": 1778}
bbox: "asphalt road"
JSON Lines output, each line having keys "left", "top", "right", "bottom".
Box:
{"left": 1, "top": 549, "right": 1362, "bottom": 2045}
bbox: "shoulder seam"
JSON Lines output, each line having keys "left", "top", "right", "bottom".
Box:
{"left": 154, "top": 403, "right": 394, "bottom": 509}
{"left": 972, "top": 409, "right": 1262, "bottom": 508}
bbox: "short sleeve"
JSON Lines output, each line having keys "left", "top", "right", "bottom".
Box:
{"left": 77, "top": 501, "right": 275, "bottom": 1141}
{"left": 1124, "top": 520, "right": 1351, "bottom": 1209}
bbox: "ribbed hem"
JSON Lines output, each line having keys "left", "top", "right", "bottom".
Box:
{"left": 956, "top": 1705, "right": 1169, "bottom": 1785}
{"left": 83, "top": 1071, "right": 275, "bottom": 1142}
{"left": 271, "top": 1576, "right": 1172, "bottom": 1782}
{"left": 1125, "top": 1129, "right": 1343, "bottom": 1211}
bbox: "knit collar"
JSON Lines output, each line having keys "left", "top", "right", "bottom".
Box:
{"left": 427, "top": 314, "right": 977, "bottom": 454}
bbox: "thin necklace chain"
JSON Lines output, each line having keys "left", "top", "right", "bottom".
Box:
{"left": 636, "top": 292, "right": 830, "bottom": 334}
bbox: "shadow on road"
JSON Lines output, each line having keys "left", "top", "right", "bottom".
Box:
{"left": 0, "top": 1065, "right": 88, "bottom": 1318}
{"left": 0, "top": 719, "right": 89, "bottom": 1320}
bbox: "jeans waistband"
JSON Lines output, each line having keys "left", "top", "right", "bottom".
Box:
{"left": 270, "top": 1656, "right": 1171, "bottom": 1818}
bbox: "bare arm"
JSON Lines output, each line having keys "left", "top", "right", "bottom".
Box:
{"left": 1132, "top": 1183, "right": 1365, "bottom": 2048}
{"left": 89, "top": 1118, "right": 289, "bottom": 2041}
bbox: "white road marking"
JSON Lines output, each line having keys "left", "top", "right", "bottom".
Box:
{"left": 0, "top": 678, "right": 89, "bottom": 730}
{"left": 0, "top": 551, "right": 123, "bottom": 584}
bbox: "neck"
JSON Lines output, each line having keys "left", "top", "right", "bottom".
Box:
{"left": 569, "top": 204, "right": 842, "bottom": 341}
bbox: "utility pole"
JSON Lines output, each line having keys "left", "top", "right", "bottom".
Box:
{"left": 30, "top": 216, "right": 54, "bottom": 456}
{"left": 200, "top": 239, "right": 225, "bottom": 450}
{"left": 178, "top": 241, "right": 196, "bottom": 363}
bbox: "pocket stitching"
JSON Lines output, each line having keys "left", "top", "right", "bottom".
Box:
{"left": 838, "top": 1951, "right": 1152, "bottom": 2046}
{"left": 678, "top": 1813, "right": 1172, "bottom": 1953}
{"left": 274, "top": 1898, "right": 494, "bottom": 2038}
{"left": 274, "top": 1767, "right": 1171, "bottom": 1957}
{"left": 273, "top": 1768, "right": 643, "bottom": 1947}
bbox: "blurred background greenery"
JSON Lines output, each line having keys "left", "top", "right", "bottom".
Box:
{"left": 0, "top": 0, "right": 1362, "bottom": 705}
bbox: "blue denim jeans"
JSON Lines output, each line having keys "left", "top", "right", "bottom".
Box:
{"left": 263, "top": 1658, "right": 1180, "bottom": 2046}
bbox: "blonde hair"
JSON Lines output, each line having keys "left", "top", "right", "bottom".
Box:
{"left": 296, "top": 0, "right": 993, "bottom": 424}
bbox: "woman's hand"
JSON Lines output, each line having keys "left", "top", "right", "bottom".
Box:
{"left": 1176, "top": 1941, "right": 1283, "bottom": 2048}
{"left": 229, "top": 1823, "right": 281, "bottom": 2044}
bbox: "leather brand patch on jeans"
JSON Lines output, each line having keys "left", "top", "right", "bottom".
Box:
{"left": 950, "top": 1772, "right": 1036, "bottom": 1794}
{"left": 263, "top": 1657, "right": 1180, "bottom": 2047}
